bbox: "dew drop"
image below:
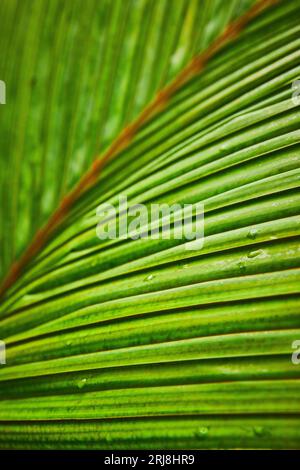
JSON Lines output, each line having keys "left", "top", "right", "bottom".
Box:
{"left": 77, "top": 378, "right": 87, "bottom": 389}
{"left": 144, "top": 274, "right": 154, "bottom": 281}
{"left": 196, "top": 426, "right": 209, "bottom": 438}
{"left": 247, "top": 249, "right": 264, "bottom": 259}
{"left": 253, "top": 426, "right": 269, "bottom": 437}
{"left": 247, "top": 228, "right": 258, "bottom": 240}
{"left": 238, "top": 260, "right": 246, "bottom": 273}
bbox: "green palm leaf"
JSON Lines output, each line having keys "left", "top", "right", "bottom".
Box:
{"left": 0, "top": 0, "right": 299, "bottom": 449}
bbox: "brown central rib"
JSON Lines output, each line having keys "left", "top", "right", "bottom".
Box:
{"left": 0, "top": 0, "right": 280, "bottom": 299}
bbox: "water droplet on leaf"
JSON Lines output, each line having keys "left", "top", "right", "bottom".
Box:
{"left": 253, "top": 426, "right": 269, "bottom": 437}
{"left": 197, "top": 427, "right": 209, "bottom": 438}
{"left": 77, "top": 378, "right": 87, "bottom": 389}
{"left": 247, "top": 229, "right": 258, "bottom": 240}
{"left": 247, "top": 249, "right": 264, "bottom": 259}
